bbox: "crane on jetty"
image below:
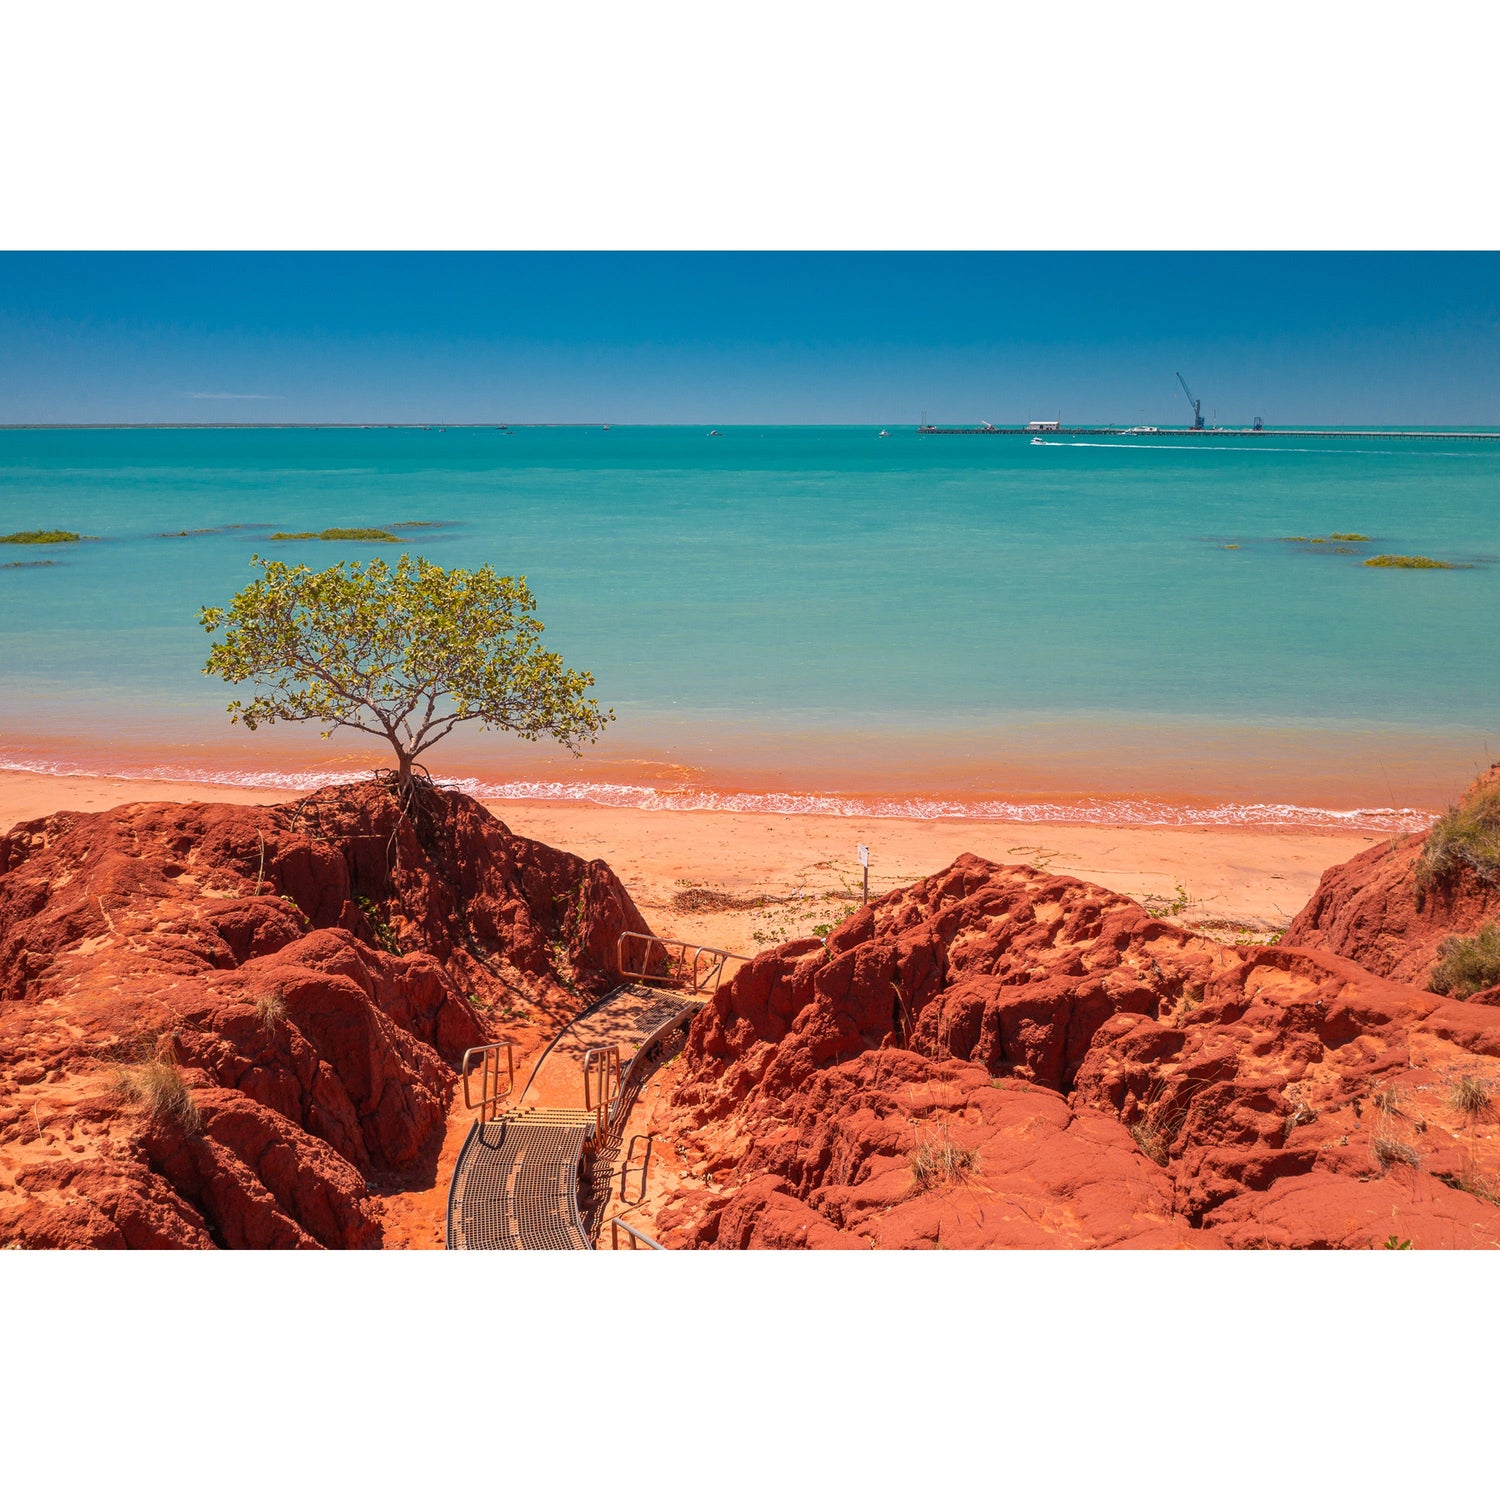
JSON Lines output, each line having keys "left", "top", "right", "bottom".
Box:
{"left": 1176, "top": 372, "right": 1206, "bottom": 430}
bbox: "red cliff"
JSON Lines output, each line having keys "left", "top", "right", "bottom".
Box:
{"left": 652, "top": 854, "right": 1500, "bottom": 1249}
{"left": 0, "top": 782, "right": 647, "bottom": 1249}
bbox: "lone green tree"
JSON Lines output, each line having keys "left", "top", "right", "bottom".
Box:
{"left": 201, "top": 554, "right": 612, "bottom": 795}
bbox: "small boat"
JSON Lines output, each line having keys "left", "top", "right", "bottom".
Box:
{"left": 1030, "top": 436, "right": 1047, "bottom": 446}
{"left": 878, "top": 429, "right": 890, "bottom": 438}
{"left": 707, "top": 429, "right": 720, "bottom": 437}
{"left": 602, "top": 424, "right": 610, "bottom": 431}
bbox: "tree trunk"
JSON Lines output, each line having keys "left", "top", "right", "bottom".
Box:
{"left": 395, "top": 748, "right": 414, "bottom": 796}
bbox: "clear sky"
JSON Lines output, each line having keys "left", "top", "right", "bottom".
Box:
{"left": 1, "top": 252, "right": 1497, "bottom": 426}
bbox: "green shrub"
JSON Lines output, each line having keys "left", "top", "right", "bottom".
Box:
{"left": 1363, "top": 554, "right": 1457, "bottom": 570}
{"left": 1414, "top": 783, "right": 1500, "bottom": 902}
{"left": 1429, "top": 924, "right": 1500, "bottom": 1000}
{"left": 0, "top": 529, "right": 82, "bottom": 544}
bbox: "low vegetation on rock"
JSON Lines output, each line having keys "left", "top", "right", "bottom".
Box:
{"left": 110, "top": 1057, "right": 203, "bottom": 1134}
{"left": 910, "top": 1131, "right": 977, "bottom": 1192}
{"left": 1450, "top": 1075, "right": 1491, "bottom": 1117}
{"left": 1363, "top": 554, "right": 1458, "bottom": 569}
{"left": 1414, "top": 779, "right": 1500, "bottom": 903}
{"left": 0, "top": 529, "right": 83, "bottom": 544}
{"left": 1429, "top": 924, "right": 1500, "bottom": 1000}
{"left": 269, "top": 527, "right": 403, "bottom": 542}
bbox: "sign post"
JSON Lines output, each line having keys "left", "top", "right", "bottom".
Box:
{"left": 857, "top": 844, "right": 869, "bottom": 905}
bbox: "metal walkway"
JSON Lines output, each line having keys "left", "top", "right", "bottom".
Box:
{"left": 447, "top": 1109, "right": 596, "bottom": 1251}
{"left": 445, "top": 936, "right": 745, "bottom": 1251}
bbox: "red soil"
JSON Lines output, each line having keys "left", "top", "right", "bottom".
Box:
{"left": 645, "top": 853, "right": 1500, "bottom": 1249}
{"left": 0, "top": 782, "right": 646, "bottom": 1248}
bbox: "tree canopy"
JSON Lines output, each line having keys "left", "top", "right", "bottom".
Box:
{"left": 200, "top": 554, "right": 612, "bottom": 791}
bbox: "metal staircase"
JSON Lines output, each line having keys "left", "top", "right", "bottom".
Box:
{"left": 444, "top": 934, "right": 745, "bottom": 1250}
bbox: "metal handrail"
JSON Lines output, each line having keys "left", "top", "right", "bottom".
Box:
{"left": 617, "top": 932, "right": 749, "bottom": 993}
{"left": 582, "top": 1043, "right": 622, "bottom": 1139}
{"left": 461, "top": 1040, "right": 516, "bottom": 1125}
{"left": 607, "top": 1216, "right": 667, "bottom": 1250}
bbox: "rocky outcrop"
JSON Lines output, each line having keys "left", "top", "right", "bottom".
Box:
{"left": 652, "top": 854, "right": 1500, "bottom": 1250}
{"left": 1284, "top": 764, "right": 1500, "bottom": 991}
{"left": 0, "top": 782, "right": 648, "bottom": 1249}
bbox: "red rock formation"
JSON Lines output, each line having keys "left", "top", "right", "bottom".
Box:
{"left": 0, "top": 782, "right": 647, "bottom": 1249}
{"left": 1284, "top": 763, "right": 1500, "bottom": 990}
{"left": 652, "top": 854, "right": 1500, "bottom": 1249}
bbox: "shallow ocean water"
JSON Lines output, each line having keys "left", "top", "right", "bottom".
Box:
{"left": 1, "top": 424, "right": 1495, "bottom": 823}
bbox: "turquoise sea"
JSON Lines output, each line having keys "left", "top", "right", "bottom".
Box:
{"left": 1, "top": 425, "right": 1496, "bottom": 827}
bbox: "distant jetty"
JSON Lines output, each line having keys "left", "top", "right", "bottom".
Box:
{"left": 919, "top": 425, "right": 1500, "bottom": 441}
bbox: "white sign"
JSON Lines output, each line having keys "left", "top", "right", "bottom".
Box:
{"left": 857, "top": 844, "right": 869, "bottom": 868}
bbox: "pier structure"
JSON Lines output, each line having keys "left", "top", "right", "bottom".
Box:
{"left": 918, "top": 425, "right": 1500, "bottom": 441}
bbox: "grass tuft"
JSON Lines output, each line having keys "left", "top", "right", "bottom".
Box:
{"left": 1449, "top": 1075, "right": 1491, "bottom": 1117}
{"left": 110, "top": 1057, "right": 202, "bottom": 1133}
{"left": 1362, "top": 554, "right": 1458, "bottom": 570}
{"left": 910, "top": 1127, "right": 978, "bottom": 1192}
{"left": 1415, "top": 781, "right": 1500, "bottom": 904}
{"left": 1130, "top": 1119, "right": 1170, "bottom": 1165}
{"left": 253, "top": 987, "right": 287, "bottom": 1032}
{"left": 1371, "top": 1133, "right": 1420, "bottom": 1170}
{"left": 1428, "top": 924, "right": 1500, "bottom": 1000}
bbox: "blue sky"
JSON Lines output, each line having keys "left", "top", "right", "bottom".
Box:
{"left": 1, "top": 252, "right": 1497, "bottom": 425}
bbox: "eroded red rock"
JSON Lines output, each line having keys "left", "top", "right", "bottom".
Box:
{"left": 650, "top": 854, "right": 1500, "bottom": 1250}
{"left": 0, "top": 782, "right": 648, "bottom": 1249}
{"left": 1284, "top": 763, "right": 1500, "bottom": 988}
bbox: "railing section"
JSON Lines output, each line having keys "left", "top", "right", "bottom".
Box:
{"left": 460, "top": 1040, "right": 516, "bottom": 1125}
{"left": 607, "top": 1216, "right": 667, "bottom": 1250}
{"left": 617, "top": 932, "right": 749, "bottom": 994}
{"left": 582, "top": 1043, "right": 622, "bottom": 1139}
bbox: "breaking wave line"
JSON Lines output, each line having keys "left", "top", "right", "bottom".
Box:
{"left": 0, "top": 755, "right": 1436, "bottom": 833}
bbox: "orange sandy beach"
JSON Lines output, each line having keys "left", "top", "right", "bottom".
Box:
{"left": 0, "top": 767, "right": 1376, "bottom": 949}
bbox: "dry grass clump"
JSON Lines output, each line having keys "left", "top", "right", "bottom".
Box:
{"left": 1371, "top": 1133, "right": 1420, "bottom": 1171}
{"left": 1129, "top": 1120, "right": 1170, "bottom": 1166}
{"left": 110, "top": 1057, "right": 202, "bottom": 1134}
{"left": 1413, "top": 781, "right": 1500, "bottom": 905}
{"left": 669, "top": 886, "right": 767, "bottom": 915}
{"left": 1449, "top": 1075, "right": 1491, "bottom": 1118}
{"left": 1439, "top": 1163, "right": 1500, "bottom": 1207}
{"left": 909, "top": 1127, "right": 978, "bottom": 1192}
{"left": 253, "top": 987, "right": 287, "bottom": 1032}
{"left": 1428, "top": 924, "right": 1500, "bottom": 999}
